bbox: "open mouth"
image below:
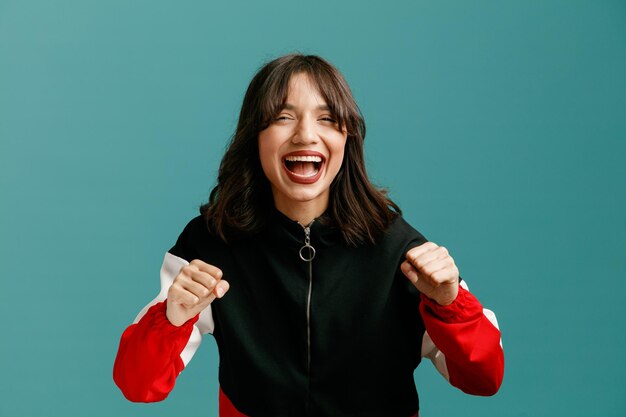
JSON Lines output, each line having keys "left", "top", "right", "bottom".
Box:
{"left": 283, "top": 155, "right": 323, "bottom": 177}
{"left": 282, "top": 153, "right": 326, "bottom": 184}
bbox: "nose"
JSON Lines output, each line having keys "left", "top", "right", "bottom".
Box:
{"left": 292, "top": 117, "right": 318, "bottom": 145}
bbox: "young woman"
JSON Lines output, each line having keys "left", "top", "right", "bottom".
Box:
{"left": 113, "top": 54, "right": 504, "bottom": 416}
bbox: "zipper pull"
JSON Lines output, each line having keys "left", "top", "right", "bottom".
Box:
{"left": 299, "top": 225, "right": 316, "bottom": 261}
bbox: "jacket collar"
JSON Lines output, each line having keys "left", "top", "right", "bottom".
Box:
{"left": 264, "top": 207, "right": 341, "bottom": 248}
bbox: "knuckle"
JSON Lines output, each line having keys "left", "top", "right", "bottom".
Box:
{"left": 169, "top": 289, "right": 183, "bottom": 302}
{"left": 422, "top": 266, "right": 436, "bottom": 279}
{"left": 174, "top": 274, "right": 189, "bottom": 286}
{"left": 181, "top": 265, "right": 195, "bottom": 276}
{"left": 413, "top": 258, "right": 424, "bottom": 269}
{"left": 440, "top": 268, "right": 456, "bottom": 283}
{"left": 431, "top": 269, "right": 444, "bottom": 281}
{"left": 429, "top": 276, "right": 441, "bottom": 288}
{"left": 198, "top": 284, "right": 209, "bottom": 297}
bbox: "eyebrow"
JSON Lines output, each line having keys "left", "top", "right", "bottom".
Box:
{"left": 283, "top": 103, "right": 331, "bottom": 111}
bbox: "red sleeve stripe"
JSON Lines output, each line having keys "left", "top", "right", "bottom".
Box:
{"left": 113, "top": 301, "right": 199, "bottom": 402}
{"left": 219, "top": 388, "right": 249, "bottom": 416}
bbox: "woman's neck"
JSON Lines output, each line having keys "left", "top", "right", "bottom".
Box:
{"left": 273, "top": 200, "right": 327, "bottom": 226}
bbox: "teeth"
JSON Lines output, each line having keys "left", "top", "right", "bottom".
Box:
{"left": 284, "top": 155, "right": 322, "bottom": 163}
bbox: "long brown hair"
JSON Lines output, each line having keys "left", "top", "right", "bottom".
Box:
{"left": 201, "top": 54, "right": 400, "bottom": 246}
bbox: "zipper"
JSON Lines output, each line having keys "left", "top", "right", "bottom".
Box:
{"left": 298, "top": 221, "right": 316, "bottom": 376}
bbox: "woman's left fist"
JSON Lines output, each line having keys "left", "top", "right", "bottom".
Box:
{"left": 400, "top": 241, "right": 460, "bottom": 305}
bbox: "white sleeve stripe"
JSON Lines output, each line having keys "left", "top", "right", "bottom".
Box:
{"left": 132, "top": 252, "right": 214, "bottom": 368}
{"left": 483, "top": 308, "right": 503, "bottom": 348}
{"left": 181, "top": 327, "right": 202, "bottom": 366}
{"left": 132, "top": 252, "right": 187, "bottom": 323}
{"left": 483, "top": 308, "right": 499, "bottom": 329}
{"left": 421, "top": 331, "right": 450, "bottom": 380}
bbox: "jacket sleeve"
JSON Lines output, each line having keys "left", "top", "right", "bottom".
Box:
{"left": 112, "top": 252, "right": 215, "bottom": 402}
{"left": 420, "top": 280, "right": 504, "bottom": 396}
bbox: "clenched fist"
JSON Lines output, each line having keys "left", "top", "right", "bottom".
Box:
{"left": 166, "top": 259, "right": 230, "bottom": 326}
{"left": 400, "top": 241, "right": 460, "bottom": 306}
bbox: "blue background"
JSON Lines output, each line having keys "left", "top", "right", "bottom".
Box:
{"left": 1, "top": 1, "right": 625, "bottom": 416}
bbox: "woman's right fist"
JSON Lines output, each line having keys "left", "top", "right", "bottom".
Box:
{"left": 166, "top": 259, "right": 230, "bottom": 326}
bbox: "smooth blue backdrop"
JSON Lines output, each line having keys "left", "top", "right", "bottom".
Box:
{"left": 1, "top": 1, "right": 624, "bottom": 416}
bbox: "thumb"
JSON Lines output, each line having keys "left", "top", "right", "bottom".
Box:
{"left": 208, "top": 279, "right": 230, "bottom": 303}
{"left": 400, "top": 261, "right": 420, "bottom": 285}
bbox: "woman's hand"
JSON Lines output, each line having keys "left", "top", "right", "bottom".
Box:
{"left": 166, "top": 259, "right": 230, "bottom": 326}
{"left": 400, "top": 242, "right": 459, "bottom": 305}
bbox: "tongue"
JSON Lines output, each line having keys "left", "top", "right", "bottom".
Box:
{"left": 291, "top": 161, "right": 317, "bottom": 176}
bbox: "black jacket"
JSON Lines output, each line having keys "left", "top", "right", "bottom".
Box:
{"left": 113, "top": 209, "right": 504, "bottom": 416}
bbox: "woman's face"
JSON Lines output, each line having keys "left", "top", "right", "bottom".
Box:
{"left": 258, "top": 72, "right": 348, "bottom": 222}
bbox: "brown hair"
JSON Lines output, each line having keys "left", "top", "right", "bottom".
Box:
{"left": 200, "top": 54, "right": 400, "bottom": 246}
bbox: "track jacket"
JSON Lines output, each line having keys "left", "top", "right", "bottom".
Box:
{"left": 113, "top": 209, "right": 504, "bottom": 416}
